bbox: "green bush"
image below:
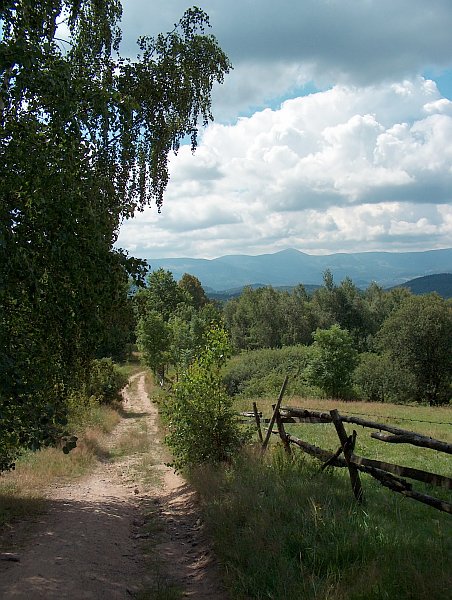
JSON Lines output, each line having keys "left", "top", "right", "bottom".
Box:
{"left": 222, "top": 346, "right": 312, "bottom": 398}
{"left": 354, "top": 352, "right": 418, "bottom": 404}
{"left": 86, "top": 358, "right": 128, "bottom": 404}
{"left": 305, "top": 325, "right": 358, "bottom": 399}
{"left": 163, "top": 328, "right": 246, "bottom": 471}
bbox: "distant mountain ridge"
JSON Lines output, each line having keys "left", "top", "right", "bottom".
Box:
{"left": 146, "top": 247, "right": 452, "bottom": 292}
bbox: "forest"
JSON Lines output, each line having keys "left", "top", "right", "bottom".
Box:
{"left": 136, "top": 268, "right": 452, "bottom": 408}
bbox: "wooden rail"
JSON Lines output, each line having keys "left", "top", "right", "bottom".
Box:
{"left": 245, "top": 386, "right": 452, "bottom": 515}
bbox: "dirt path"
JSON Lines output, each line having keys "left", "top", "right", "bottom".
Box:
{"left": 0, "top": 373, "right": 228, "bottom": 599}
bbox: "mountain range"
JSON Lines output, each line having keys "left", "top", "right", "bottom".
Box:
{"left": 146, "top": 247, "right": 452, "bottom": 292}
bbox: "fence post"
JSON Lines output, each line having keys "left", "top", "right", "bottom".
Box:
{"left": 275, "top": 404, "right": 292, "bottom": 456}
{"left": 262, "top": 375, "right": 289, "bottom": 451}
{"left": 253, "top": 401, "right": 264, "bottom": 443}
{"left": 330, "top": 409, "right": 364, "bottom": 504}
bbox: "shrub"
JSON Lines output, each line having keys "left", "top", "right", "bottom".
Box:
{"left": 86, "top": 358, "right": 128, "bottom": 404}
{"left": 376, "top": 294, "right": 452, "bottom": 405}
{"left": 305, "top": 325, "right": 358, "bottom": 399}
{"left": 354, "top": 352, "right": 417, "bottom": 404}
{"left": 163, "top": 328, "right": 246, "bottom": 471}
{"left": 354, "top": 352, "right": 390, "bottom": 402}
{"left": 222, "top": 345, "right": 312, "bottom": 398}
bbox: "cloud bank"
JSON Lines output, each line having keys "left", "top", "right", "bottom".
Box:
{"left": 117, "top": 78, "right": 452, "bottom": 258}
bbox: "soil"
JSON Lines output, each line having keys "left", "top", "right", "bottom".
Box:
{"left": 0, "top": 372, "right": 228, "bottom": 599}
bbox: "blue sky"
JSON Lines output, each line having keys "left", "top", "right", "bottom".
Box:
{"left": 116, "top": 1, "right": 452, "bottom": 259}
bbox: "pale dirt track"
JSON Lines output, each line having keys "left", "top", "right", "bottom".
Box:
{"left": 0, "top": 373, "right": 228, "bottom": 599}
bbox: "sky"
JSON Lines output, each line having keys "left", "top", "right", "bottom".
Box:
{"left": 115, "top": 0, "right": 452, "bottom": 259}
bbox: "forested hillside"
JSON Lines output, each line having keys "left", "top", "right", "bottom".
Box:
{"left": 134, "top": 267, "right": 451, "bottom": 406}
{"left": 392, "top": 273, "right": 452, "bottom": 298}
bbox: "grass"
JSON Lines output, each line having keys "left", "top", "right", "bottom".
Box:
{"left": 119, "top": 355, "right": 146, "bottom": 379}
{"left": 188, "top": 396, "right": 452, "bottom": 599}
{"left": 135, "top": 578, "right": 182, "bottom": 600}
{"left": 191, "top": 445, "right": 452, "bottom": 600}
{"left": 237, "top": 395, "right": 452, "bottom": 475}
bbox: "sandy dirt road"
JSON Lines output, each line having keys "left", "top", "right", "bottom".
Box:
{"left": 0, "top": 372, "right": 228, "bottom": 599}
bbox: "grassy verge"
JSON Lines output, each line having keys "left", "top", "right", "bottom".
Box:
{"left": 0, "top": 397, "right": 120, "bottom": 526}
{"left": 191, "top": 444, "right": 452, "bottom": 600}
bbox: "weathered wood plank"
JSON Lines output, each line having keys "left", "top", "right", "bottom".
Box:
{"left": 262, "top": 376, "right": 289, "bottom": 451}
{"left": 330, "top": 410, "right": 364, "bottom": 504}
{"left": 281, "top": 407, "right": 332, "bottom": 422}
{"left": 286, "top": 435, "right": 347, "bottom": 467}
{"left": 253, "top": 401, "right": 263, "bottom": 443}
{"left": 274, "top": 403, "right": 292, "bottom": 456}
{"left": 281, "top": 406, "right": 452, "bottom": 455}
{"left": 350, "top": 454, "right": 452, "bottom": 490}
{"left": 370, "top": 432, "right": 452, "bottom": 454}
{"left": 358, "top": 465, "right": 452, "bottom": 515}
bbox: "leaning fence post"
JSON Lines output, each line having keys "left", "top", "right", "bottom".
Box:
{"left": 275, "top": 404, "right": 292, "bottom": 456}
{"left": 262, "top": 375, "right": 289, "bottom": 451}
{"left": 253, "top": 401, "right": 264, "bottom": 443}
{"left": 330, "top": 409, "right": 364, "bottom": 504}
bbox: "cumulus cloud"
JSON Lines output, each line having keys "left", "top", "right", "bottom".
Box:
{"left": 117, "top": 77, "right": 452, "bottom": 258}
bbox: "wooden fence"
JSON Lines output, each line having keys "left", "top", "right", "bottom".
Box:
{"left": 241, "top": 377, "right": 452, "bottom": 515}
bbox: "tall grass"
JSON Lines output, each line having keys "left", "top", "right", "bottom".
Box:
{"left": 191, "top": 445, "right": 452, "bottom": 600}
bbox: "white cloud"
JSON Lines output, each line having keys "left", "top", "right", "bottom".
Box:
{"left": 117, "top": 77, "right": 452, "bottom": 258}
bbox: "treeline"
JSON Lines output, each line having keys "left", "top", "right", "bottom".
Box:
{"left": 222, "top": 272, "right": 452, "bottom": 405}
{"left": 224, "top": 272, "right": 408, "bottom": 351}
{"left": 134, "top": 270, "right": 223, "bottom": 379}
{"left": 134, "top": 268, "right": 451, "bottom": 406}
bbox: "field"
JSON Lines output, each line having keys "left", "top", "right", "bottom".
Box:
{"left": 237, "top": 395, "right": 452, "bottom": 475}
{"left": 191, "top": 396, "right": 452, "bottom": 600}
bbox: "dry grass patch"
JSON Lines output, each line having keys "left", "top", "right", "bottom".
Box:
{"left": 0, "top": 404, "right": 120, "bottom": 526}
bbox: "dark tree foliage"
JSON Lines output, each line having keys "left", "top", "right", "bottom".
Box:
{"left": 311, "top": 272, "right": 372, "bottom": 350}
{"left": 223, "top": 285, "right": 314, "bottom": 351}
{"left": 178, "top": 273, "right": 209, "bottom": 309}
{"left": 222, "top": 278, "right": 451, "bottom": 405}
{"left": 135, "top": 269, "right": 189, "bottom": 322}
{"left": 0, "top": 1, "right": 231, "bottom": 469}
{"left": 135, "top": 269, "right": 223, "bottom": 378}
{"left": 376, "top": 294, "right": 452, "bottom": 405}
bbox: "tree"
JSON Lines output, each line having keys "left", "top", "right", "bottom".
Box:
{"left": 223, "top": 288, "right": 255, "bottom": 350}
{"left": 223, "top": 286, "right": 287, "bottom": 350}
{"left": 178, "top": 273, "right": 209, "bottom": 309}
{"left": 280, "top": 286, "right": 317, "bottom": 347}
{"left": 312, "top": 272, "right": 372, "bottom": 350}
{"left": 136, "top": 310, "right": 171, "bottom": 380}
{"left": 0, "top": 1, "right": 231, "bottom": 468}
{"left": 305, "top": 325, "right": 358, "bottom": 399}
{"left": 353, "top": 352, "right": 416, "bottom": 404}
{"left": 168, "top": 305, "right": 205, "bottom": 375}
{"left": 376, "top": 294, "right": 452, "bottom": 405}
{"left": 168, "top": 301, "right": 223, "bottom": 376}
{"left": 135, "top": 269, "right": 189, "bottom": 322}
